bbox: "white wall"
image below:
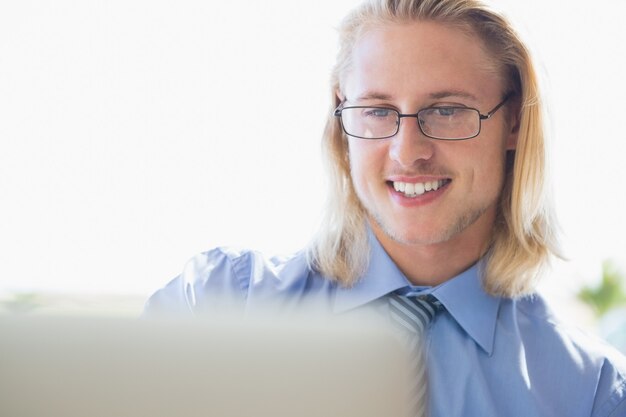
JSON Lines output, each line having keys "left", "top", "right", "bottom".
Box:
{"left": 0, "top": 0, "right": 624, "bottom": 296}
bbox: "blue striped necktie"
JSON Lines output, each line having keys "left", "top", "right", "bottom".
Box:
{"left": 388, "top": 294, "right": 443, "bottom": 417}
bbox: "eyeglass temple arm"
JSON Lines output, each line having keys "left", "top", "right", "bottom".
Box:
{"left": 479, "top": 92, "right": 514, "bottom": 120}
{"left": 333, "top": 100, "right": 348, "bottom": 116}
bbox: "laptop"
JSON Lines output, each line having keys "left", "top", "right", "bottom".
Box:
{"left": 0, "top": 314, "right": 411, "bottom": 417}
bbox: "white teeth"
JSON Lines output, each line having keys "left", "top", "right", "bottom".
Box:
{"left": 392, "top": 180, "right": 446, "bottom": 197}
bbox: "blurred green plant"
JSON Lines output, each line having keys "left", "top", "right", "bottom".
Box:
{"left": 578, "top": 261, "right": 626, "bottom": 317}
{"left": 0, "top": 292, "right": 43, "bottom": 314}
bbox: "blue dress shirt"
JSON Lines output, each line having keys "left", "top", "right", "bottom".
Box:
{"left": 144, "top": 234, "right": 626, "bottom": 417}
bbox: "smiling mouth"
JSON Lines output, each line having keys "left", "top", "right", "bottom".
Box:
{"left": 389, "top": 179, "right": 451, "bottom": 198}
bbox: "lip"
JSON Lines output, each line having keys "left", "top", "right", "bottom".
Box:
{"left": 386, "top": 178, "right": 451, "bottom": 207}
{"left": 386, "top": 175, "right": 450, "bottom": 183}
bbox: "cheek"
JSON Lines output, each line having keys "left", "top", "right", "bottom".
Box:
{"left": 472, "top": 142, "right": 509, "bottom": 190}
{"left": 347, "top": 139, "right": 386, "bottom": 179}
{"left": 454, "top": 137, "right": 508, "bottom": 191}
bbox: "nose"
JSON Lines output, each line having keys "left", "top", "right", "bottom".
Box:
{"left": 388, "top": 116, "right": 435, "bottom": 167}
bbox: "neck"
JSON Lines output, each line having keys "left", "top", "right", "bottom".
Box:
{"left": 370, "top": 211, "right": 495, "bottom": 287}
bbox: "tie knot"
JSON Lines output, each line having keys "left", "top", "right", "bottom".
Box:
{"left": 388, "top": 294, "right": 443, "bottom": 335}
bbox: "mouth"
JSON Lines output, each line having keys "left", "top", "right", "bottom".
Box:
{"left": 387, "top": 179, "right": 452, "bottom": 198}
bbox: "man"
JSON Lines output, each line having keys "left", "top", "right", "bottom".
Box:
{"left": 144, "top": 0, "right": 626, "bottom": 415}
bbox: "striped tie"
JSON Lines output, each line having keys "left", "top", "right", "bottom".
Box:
{"left": 388, "top": 294, "right": 442, "bottom": 417}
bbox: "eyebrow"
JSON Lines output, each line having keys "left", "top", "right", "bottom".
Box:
{"left": 353, "top": 91, "right": 393, "bottom": 101}
{"left": 428, "top": 90, "right": 478, "bottom": 101}
{"left": 351, "top": 90, "right": 478, "bottom": 102}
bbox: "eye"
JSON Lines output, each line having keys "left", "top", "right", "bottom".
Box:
{"left": 433, "top": 107, "right": 458, "bottom": 117}
{"left": 363, "top": 108, "right": 394, "bottom": 118}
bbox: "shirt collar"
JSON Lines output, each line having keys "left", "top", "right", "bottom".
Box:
{"left": 430, "top": 262, "right": 500, "bottom": 356}
{"left": 333, "top": 229, "right": 408, "bottom": 314}
{"left": 332, "top": 230, "right": 501, "bottom": 356}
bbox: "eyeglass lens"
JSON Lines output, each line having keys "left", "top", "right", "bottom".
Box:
{"left": 339, "top": 107, "right": 481, "bottom": 140}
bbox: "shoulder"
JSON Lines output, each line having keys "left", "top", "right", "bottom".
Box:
{"left": 143, "top": 247, "right": 337, "bottom": 317}
{"left": 512, "top": 294, "right": 626, "bottom": 415}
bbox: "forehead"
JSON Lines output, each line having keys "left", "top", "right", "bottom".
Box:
{"left": 343, "top": 21, "right": 504, "bottom": 103}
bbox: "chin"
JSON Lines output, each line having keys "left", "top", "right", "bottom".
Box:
{"left": 393, "top": 230, "right": 450, "bottom": 246}
{"left": 374, "top": 217, "right": 451, "bottom": 246}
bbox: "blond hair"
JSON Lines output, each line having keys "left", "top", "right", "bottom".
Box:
{"left": 306, "top": 0, "right": 560, "bottom": 298}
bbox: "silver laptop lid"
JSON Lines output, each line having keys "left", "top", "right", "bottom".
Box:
{"left": 0, "top": 315, "right": 411, "bottom": 417}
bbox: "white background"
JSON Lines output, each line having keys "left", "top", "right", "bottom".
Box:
{"left": 1, "top": 0, "right": 625, "bottom": 299}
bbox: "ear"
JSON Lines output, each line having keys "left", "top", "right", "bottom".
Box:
{"left": 505, "top": 101, "right": 521, "bottom": 151}
{"left": 335, "top": 90, "right": 344, "bottom": 107}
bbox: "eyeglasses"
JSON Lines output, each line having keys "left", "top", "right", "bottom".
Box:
{"left": 333, "top": 93, "right": 512, "bottom": 140}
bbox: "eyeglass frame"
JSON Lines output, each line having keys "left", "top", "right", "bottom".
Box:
{"left": 333, "top": 92, "right": 514, "bottom": 141}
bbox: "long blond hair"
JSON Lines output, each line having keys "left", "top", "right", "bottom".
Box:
{"left": 306, "top": 0, "right": 560, "bottom": 298}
